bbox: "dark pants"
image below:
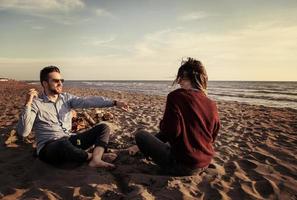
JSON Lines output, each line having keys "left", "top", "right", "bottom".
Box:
{"left": 135, "top": 130, "right": 206, "bottom": 176}
{"left": 39, "top": 123, "right": 111, "bottom": 165}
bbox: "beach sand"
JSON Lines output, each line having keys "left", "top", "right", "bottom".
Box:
{"left": 0, "top": 80, "right": 296, "bottom": 200}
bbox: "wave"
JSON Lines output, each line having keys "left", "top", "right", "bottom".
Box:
{"left": 208, "top": 92, "right": 297, "bottom": 103}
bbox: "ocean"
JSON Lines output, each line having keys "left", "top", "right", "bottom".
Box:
{"left": 29, "top": 81, "right": 297, "bottom": 110}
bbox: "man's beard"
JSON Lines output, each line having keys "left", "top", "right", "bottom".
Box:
{"left": 49, "top": 86, "right": 62, "bottom": 94}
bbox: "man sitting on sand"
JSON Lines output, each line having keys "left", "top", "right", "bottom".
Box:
{"left": 17, "top": 66, "right": 128, "bottom": 168}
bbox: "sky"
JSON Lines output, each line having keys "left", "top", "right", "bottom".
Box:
{"left": 0, "top": 0, "right": 296, "bottom": 81}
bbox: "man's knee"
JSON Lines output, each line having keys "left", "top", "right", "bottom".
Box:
{"left": 135, "top": 130, "right": 149, "bottom": 145}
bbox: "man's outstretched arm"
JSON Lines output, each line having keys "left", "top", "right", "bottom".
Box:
{"left": 67, "top": 93, "right": 128, "bottom": 111}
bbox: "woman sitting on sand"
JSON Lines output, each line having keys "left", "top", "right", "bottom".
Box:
{"left": 133, "top": 57, "right": 220, "bottom": 176}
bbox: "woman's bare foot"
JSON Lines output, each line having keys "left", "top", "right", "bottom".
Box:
{"left": 102, "top": 153, "right": 117, "bottom": 163}
{"left": 88, "top": 156, "right": 115, "bottom": 169}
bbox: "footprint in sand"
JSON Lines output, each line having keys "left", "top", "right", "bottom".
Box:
{"left": 223, "top": 161, "right": 238, "bottom": 179}
{"left": 274, "top": 164, "right": 297, "bottom": 180}
{"left": 254, "top": 178, "right": 277, "bottom": 199}
{"left": 237, "top": 159, "right": 258, "bottom": 171}
{"left": 197, "top": 180, "right": 223, "bottom": 200}
{"left": 250, "top": 151, "right": 277, "bottom": 165}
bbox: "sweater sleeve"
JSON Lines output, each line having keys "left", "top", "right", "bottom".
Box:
{"left": 212, "top": 119, "right": 220, "bottom": 143}
{"left": 159, "top": 93, "right": 181, "bottom": 142}
{"left": 212, "top": 105, "right": 221, "bottom": 143}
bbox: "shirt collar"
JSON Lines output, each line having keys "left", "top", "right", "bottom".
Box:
{"left": 41, "top": 92, "right": 61, "bottom": 103}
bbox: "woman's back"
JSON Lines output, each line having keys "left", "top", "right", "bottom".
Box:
{"left": 160, "top": 88, "right": 220, "bottom": 168}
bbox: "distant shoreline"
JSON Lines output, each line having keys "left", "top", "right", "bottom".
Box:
{"left": 3, "top": 80, "right": 297, "bottom": 110}
{"left": 23, "top": 80, "right": 297, "bottom": 82}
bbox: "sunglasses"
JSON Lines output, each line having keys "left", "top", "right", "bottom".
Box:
{"left": 48, "top": 78, "right": 65, "bottom": 84}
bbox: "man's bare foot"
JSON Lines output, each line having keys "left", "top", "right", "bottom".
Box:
{"left": 89, "top": 158, "right": 115, "bottom": 169}
{"left": 102, "top": 153, "right": 117, "bottom": 163}
{"left": 87, "top": 152, "right": 92, "bottom": 160}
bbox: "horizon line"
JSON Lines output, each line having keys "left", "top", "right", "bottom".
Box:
{"left": 20, "top": 79, "right": 297, "bottom": 82}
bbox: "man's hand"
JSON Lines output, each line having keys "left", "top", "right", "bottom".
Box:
{"left": 25, "top": 88, "right": 38, "bottom": 107}
{"left": 115, "top": 101, "right": 129, "bottom": 112}
{"left": 126, "top": 145, "right": 139, "bottom": 156}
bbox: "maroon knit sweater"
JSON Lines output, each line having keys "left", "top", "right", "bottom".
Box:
{"left": 160, "top": 88, "right": 220, "bottom": 168}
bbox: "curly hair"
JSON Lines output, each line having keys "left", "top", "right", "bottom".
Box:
{"left": 173, "top": 58, "right": 208, "bottom": 94}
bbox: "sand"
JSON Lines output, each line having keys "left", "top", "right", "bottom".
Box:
{"left": 0, "top": 80, "right": 296, "bottom": 200}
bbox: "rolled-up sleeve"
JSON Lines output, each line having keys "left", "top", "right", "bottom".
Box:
{"left": 17, "top": 102, "right": 38, "bottom": 138}
{"left": 67, "top": 93, "right": 114, "bottom": 109}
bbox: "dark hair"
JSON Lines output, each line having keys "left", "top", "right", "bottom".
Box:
{"left": 40, "top": 66, "right": 60, "bottom": 84}
{"left": 173, "top": 57, "right": 208, "bottom": 94}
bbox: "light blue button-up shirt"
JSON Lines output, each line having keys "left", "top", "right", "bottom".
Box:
{"left": 17, "top": 93, "right": 115, "bottom": 154}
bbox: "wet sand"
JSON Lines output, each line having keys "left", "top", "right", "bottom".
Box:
{"left": 0, "top": 80, "right": 296, "bottom": 200}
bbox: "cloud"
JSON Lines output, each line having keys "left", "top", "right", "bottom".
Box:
{"left": 0, "top": 0, "right": 85, "bottom": 12}
{"left": 178, "top": 11, "right": 210, "bottom": 21}
{"left": 0, "top": 1, "right": 114, "bottom": 25}
{"left": 95, "top": 8, "right": 115, "bottom": 19}
{"left": 31, "top": 25, "right": 45, "bottom": 30}
{"left": 133, "top": 27, "right": 183, "bottom": 56}
{"left": 129, "top": 22, "right": 297, "bottom": 80}
{"left": 1, "top": 21, "right": 296, "bottom": 81}
{"left": 0, "top": 0, "right": 86, "bottom": 25}
{"left": 133, "top": 22, "right": 297, "bottom": 59}
{"left": 82, "top": 36, "right": 116, "bottom": 46}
